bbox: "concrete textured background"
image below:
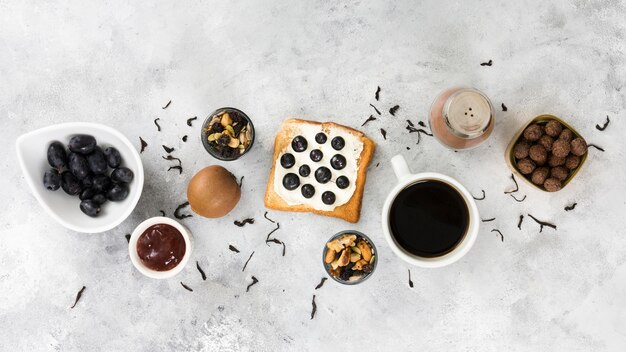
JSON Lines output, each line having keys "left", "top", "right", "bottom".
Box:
{"left": 1, "top": 1, "right": 625, "bottom": 351}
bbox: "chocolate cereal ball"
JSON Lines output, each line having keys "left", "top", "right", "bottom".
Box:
{"left": 544, "top": 178, "right": 562, "bottom": 192}
{"left": 523, "top": 124, "right": 543, "bottom": 141}
{"left": 570, "top": 137, "right": 587, "bottom": 156}
{"left": 531, "top": 167, "right": 549, "bottom": 185}
{"left": 538, "top": 135, "right": 554, "bottom": 151}
{"left": 559, "top": 129, "right": 574, "bottom": 142}
{"left": 544, "top": 120, "right": 563, "bottom": 137}
{"left": 548, "top": 154, "right": 565, "bottom": 167}
{"left": 552, "top": 139, "right": 571, "bottom": 158}
{"left": 529, "top": 144, "right": 547, "bottom": 165}
{"left": 565, "top": 154, "right": 581, "bottom": 170}
{"left": 514, "top": 140, "right": 531, "bottom": 159}
{"left": 517, "top": 158, "right": 536, "bottom": 175}
{"left": 551, "top": 166, "right": 569, "bottom": 181}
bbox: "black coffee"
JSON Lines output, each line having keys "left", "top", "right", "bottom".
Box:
{"left": 389, "top": 180, "right": 469, "bottom": 258}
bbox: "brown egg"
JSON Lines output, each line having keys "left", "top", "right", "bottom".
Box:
{"left": 187, "top": 165, "right": 241, "bottom": 218}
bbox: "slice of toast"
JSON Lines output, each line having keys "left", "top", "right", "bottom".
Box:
{"left": 264, "top": 118, "right": 375, "bottom": 223}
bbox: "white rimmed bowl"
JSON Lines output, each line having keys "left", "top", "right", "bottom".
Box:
{"left": 16, "top": 122, "right": 144, "bottom": 233}
{"left": 129, "top": 217, "right": 193, "bottom": 279}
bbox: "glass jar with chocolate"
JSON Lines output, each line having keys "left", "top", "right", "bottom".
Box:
{"left": 429, "top": 87, "right": 495, "bottom": 150}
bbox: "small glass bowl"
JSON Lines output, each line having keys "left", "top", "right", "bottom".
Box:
{"left": 201, "top": 107, "right": 255, "bottom": 161}
{"left": 322, "top": 230, "right": 378, "bottom": 285}
{"left": 505, "top": 114, "right": 587, "bottom": 192}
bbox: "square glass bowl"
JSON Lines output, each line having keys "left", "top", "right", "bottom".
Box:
{"left": 505, "top": 114, "right": 587, "bottom": 192}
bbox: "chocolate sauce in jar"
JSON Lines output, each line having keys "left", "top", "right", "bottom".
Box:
{"left": 136, "top": 223, "right": 186, "bottom": 271}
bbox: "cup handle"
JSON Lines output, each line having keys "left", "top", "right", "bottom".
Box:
{"left": 391, "top": 154, "right": 412, "bottom": 182}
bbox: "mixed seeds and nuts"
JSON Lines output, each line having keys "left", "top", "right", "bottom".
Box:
{"left": 204, "top": 110, "right": 253, "bottom": 159}
{"left": 324, "top": 233, "right": 375, "bottom": 283}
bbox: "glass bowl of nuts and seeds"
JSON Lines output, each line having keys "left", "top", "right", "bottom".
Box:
{"left": 323, "top": 230, "right": 377, "bottom": 285}
{"left": 201, "top": 107, "right": 255, "bottom": 161}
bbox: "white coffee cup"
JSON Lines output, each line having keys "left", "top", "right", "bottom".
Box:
{"left": 381, "top": 154, "right": 480, "bottom": 268}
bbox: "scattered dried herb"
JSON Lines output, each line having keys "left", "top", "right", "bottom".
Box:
{"left": 162, "top": 145, "right": 175, "bottom": 153}
{"left": 480, "top": 59, "right": 493, "bottom": 66}
{"left": 472, "top": 190, "right": 486, "bottom": 200}
{"left": 418, "top": 121, "right": 426, "bottom": 127}
{"left": 408, "top": 269, "right": 414, "bottom": 288}
{"left": 369, "top": 103, "right": 381, "bottom": 115}
{"left": 482, "top": 217, "right": 496, "bottom": 222}
{"left": 406, "top": 122, "right": 433, "bottom": 144}
{"left": 139, "top": 137, "right": 147, "bottom": 153}
{"left": 174, "top": 201, "right": 192, "bottom": 219}
{"left": 70, "top": 286, "right": 86, "bottom": 309}
{"left": 361, "top": 115, "right": 377, "bottom": 126}
{"left": 181, "top": 282, "right": 193, "bottom": 292}
{"left": 596, "top": 116, "right": 610, "bottom": 131}
{"left": 380, "top": 128, "right": 387, "bottom": 140}
{"left": 588, "top": 144, "right": 605, "bottom": 152}
{"left": 564, "top": 203, "right": 577, "bottom": 211}
{"left": 310, "top": 295, "right": 317, "bottom": 320}
{"left": 125, "top": 234, "right": 130, "bottom": 243}
{"left": 406, "top": 147, "right": 410, "bottom": 150}
{"left": 504, "top": 174, "right": 519, "bottom": 194}
{"left": 510, "top": 194, "right": 526, "bottom": 202}
{"left": 162, "top": 100, "right": 171, "bottom": 109}
{"left": 168, "top": 166, "right": 182, "bottom": 174}
{"left": 242, "top": 251, "right": 255, "bottom": 272}
{"left": 375, "top": 86, "right": 381, "bottom": 101}
{"left": 196, "top": 261, "right": 207, "bottom": 280}
{"left": 162, "top": 155, "right": 182, "bottom": 166}
{"left": 501, "top": 103, "right": 508, "bottom": 111}
{"left": 154, "top": 118, "right": 161, "bottom": 131}
{"left": 407, "top": 120, "right": 414, "bottom": 127}
{"left": 266, "top": 238, "right": 286, "bottom": 256}
{"left": 234, "top": 218, "right": 255, "bottom": 227}
{"left": 265, "top": 222, "right": 281, "bottom": 245}
{"left": 238, "top": 176, "right": 244, "bottom": 188}
{"left": 527, "top": 214, "right": 557, "bottom": 233}
{"left": 315, "top": 277, "right": 327, "bottom": 290}
{"left": 229, "top": 245, "right": 240, "bottom": 253}
{"left": 492, "top": 229, "right": 504, "bottom": 242}
{"left": 182, "top": 135, "right": 188, "bottom": 142}
{"left": 517, "top": 215, "right": 524, "bottom": 230}
{"left": 375, "top": 162, "right": 380, "bottom": 167}
{"left": 263, "top": 211, "right": 276, "bottom": 224}
{"left": 159, "top": 210, "right": 165, "bottom": 216}
{"left": 246, "top": 276, "right": 258, "bottom": 292}
{"left": 389, "top": 105, "right": 400, "bottom": 116}
{"left": 187, "top": 116, "right": 197, "bottom": 127}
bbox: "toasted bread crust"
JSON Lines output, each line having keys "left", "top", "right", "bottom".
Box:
{"left": 264, "top": 118, "right": 375, "bottom": 223}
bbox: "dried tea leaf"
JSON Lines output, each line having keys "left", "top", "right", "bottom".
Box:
{"left": 154, "top": 118, "right": 161, "bottom": 132}
{"left": 162, "top": 100, "right": 171, "bottom": 109}
{"left": 70, "top": 286, "right": 86, "bottom": 309}
{"left": 162, "top": 145, "right": 175, "bottom": 153}
{"left": 196, "top": 261, "right": 207, "bottom": 281}
{"left": 234, "top": 218, "right": 254, "bottom": 227}
{"left": 187, "top": 116, "right": 197, "bottom": 127}
{"left": 139, "top": 137, "right": 148, "bottom": 153}
{"left": 246, "top": 276, "right": 258, "bottom": 292}
{"left": 389, "top": 105, "right": 400, "bottom": 116}
{"left": 315, "top": 277, "right": 327, "bottom": 290}
{"left": 181, "top": 282, "right": 193, "bottom": 292}
{"left": 174, "top": 201, "right": 192, "bottom": 219}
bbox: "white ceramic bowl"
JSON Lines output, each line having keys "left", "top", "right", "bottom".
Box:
{"left": 16, "top": 122, "right": 144, "bottom": 233}
{"left": 128, "top": 217, "right": 193, "bottom": 279}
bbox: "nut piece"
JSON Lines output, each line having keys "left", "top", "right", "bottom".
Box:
{"left": 350, "top": 252, "right": 361, "bottom": 263}
{"left": 544, "top": 178, "right": 562, "bottom": 192}
{"left": 529, "top": 144, "right": 547, "bottom": 165}
{"left": 517, "top": 158, "right": 536, "bottom": 175}
{"left": 338, "top": 234, "right": 357, "bottom": 247}
{"left": 514, "top": 140, "right": 531, "bottom": 159}
{"left": 570, "top": 137, "right": 587, "bottom": 156}
{"left": 551, "top": 166, "right": 569, "bottom": 181}
{"left": 329, "top": 267, "right": 341, "bottom": 278}
{"left": 325, "top": 249, "right": 336, "bottom": 264}
{"left": 357, "top": 241, "right": 372, "bottom": 262}
{"left": 548, "top": 154, "right": 565, "bottom": 167}
{"left": 552, "top": 139, "right": 571, "bottom": 158}
{"left": 545, "top": 120, "right": 563, "bottom": 137}
{"left": 565, "top": 155, "right": 580, "bottom": 170}
{"left": 337, "top": 248, "right": 351, "bottom": 267}
{"left": 327, "top": 239, "right": 343, "bottom": 253}
{"left": 353, "top": 259, "right": 368, "bottom": 271}
{"left": 220, "top": 112, "right": 232, "bottom": 127}
{"left": 531, "top": 167, "right": 549, "bottom": 185}
{"left": 330, "top": 259, "right": 340, "bottom": 270}
{"left": 523, "top": 124, "right": 543, "bottom": 141}
{"left": 228, "top": 137, "right": 240, "bottom": 148}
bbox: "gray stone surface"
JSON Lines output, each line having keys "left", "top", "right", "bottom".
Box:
{"left": 1, "top": 1, "right": 625, "bottom": 351}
